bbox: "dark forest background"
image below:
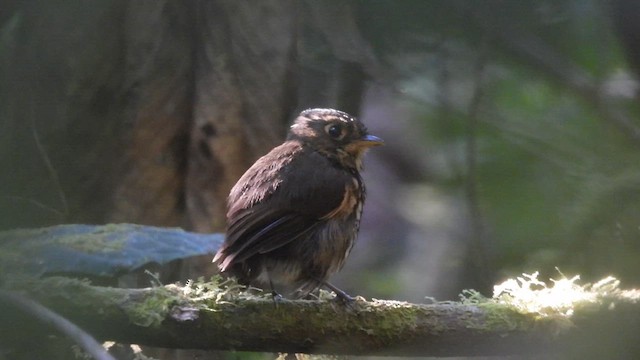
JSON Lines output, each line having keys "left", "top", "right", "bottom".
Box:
{"left": 1, "top": 0, "right": 640, "bottom": 313}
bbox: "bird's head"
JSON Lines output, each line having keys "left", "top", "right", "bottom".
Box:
{"left": 288, "top": 108, "right": 384, "bottom": 170}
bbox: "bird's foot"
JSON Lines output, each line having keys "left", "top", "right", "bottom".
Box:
{"left": 271, "top": 290, "right": 284, "bottom": 306}
{"left": 332, "top": 289, "right": 355, "bottom": 304}
{"left": 321, "top": 280, "right": 356, "bottom": 306}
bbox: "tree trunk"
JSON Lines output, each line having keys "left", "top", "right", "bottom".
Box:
{"left": 0, "top": 0, "right": 297, "bottom": 232}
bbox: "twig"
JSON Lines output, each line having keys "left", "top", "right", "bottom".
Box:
{"left": 0, "top": 289, "right": 115, "bottom": 360}
{"left": 29, "top": 95, "right": 68, "bottom": 219}
{"left": 464, "top": 33, "right": 491, "bottom": 290}
{"left": 4, "top": 195, "right": 65, "bottom": 218}
{"left": 484, "top": 15, "right": 640, "bottom": 148}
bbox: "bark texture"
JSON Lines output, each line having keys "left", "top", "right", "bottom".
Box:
{"left": 0, "top": 0, "right": 297, "bottom": 233}
{"left": 3, "top": 276, "right": 640, "bottom": 358}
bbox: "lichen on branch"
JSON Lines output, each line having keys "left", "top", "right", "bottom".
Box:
{"left": 3, "top": 273, "right": 639, "bottom": 357}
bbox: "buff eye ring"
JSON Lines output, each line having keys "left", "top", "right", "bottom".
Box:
{"left": 326, "top": 123, "right": 344, "bottom": 139}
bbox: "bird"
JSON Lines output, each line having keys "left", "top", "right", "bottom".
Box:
{"left": 213, "top": 108, "right": 383, "bottom": 301}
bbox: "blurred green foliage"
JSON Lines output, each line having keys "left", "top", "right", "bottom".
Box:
{"left": 358, "top": 0, "right": 640, "bottom": 284}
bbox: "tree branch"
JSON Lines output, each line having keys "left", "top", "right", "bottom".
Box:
{"left": 0, "top": 289, "right": 115, "bottom": 360}
{"left": 4, "top": 276, "right": 639, "bottom": 357}
{"left": 2, "top": 225, "right": 639, "bottom": 357}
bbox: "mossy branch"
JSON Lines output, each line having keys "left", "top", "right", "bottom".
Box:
{"left": 4, "top": 275, "right": 640, "bottom": 357}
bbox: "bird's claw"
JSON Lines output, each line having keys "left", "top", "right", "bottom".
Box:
{"left": 271, "top": 291, "right": 284, "bottom": 306}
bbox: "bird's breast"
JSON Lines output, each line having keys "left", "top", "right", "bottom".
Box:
{"left": 315, "top": 174, "right": 365, "bottom": 275}
{"left": 320, "top": 176, "right": 362, "bottom": 220}
{"left": 314, "top": 215, "right": 360, "bottom": 275}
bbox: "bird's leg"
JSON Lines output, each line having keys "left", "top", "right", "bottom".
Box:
{"left": 321, "top": 280, "right": 355, "bottom": 303}
{"left": 267, "top": 269, "right": 283, "bottom": 304}
{"left": 270, "top": 279, "right": 283, "bottom": 303}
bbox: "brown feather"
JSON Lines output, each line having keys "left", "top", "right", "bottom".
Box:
{"left": 213, "top": 108, "right": 382, "bottom": 298}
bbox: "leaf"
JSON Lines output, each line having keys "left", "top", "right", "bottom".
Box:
{"left": 0, "top": 224, "right": 224, "bottom": 278}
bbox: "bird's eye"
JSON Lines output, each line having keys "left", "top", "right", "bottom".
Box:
{"left": 325, "top": 124, "right": 343, "bottom": 139}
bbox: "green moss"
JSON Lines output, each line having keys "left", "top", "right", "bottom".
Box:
{"left": 5, "top": 276, "right": 182, "bottom": 328}
{"left": 9, "top": 271, "right": 635, "bottom": 352}
{"left": 55, "top": 225, "right": 129, "bottom": 253}
{"left": 123, "top": 286, "right": 177, "bottom": 327}
{"left": 471, "top": 272, "right": 640, "bottom": 335}
{"left": 475, "top": 301, "right": 531, "bottom": 331}
{"left": 57, "top": 233, "right": 126, "bottom": 253}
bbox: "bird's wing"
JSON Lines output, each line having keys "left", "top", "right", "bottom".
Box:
{"left": 217, "top": 144, "right": 354, "bottom": 269}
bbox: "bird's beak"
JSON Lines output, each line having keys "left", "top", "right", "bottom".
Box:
{"left": 357, "top": 134, "right": 384, "bottom": 147}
